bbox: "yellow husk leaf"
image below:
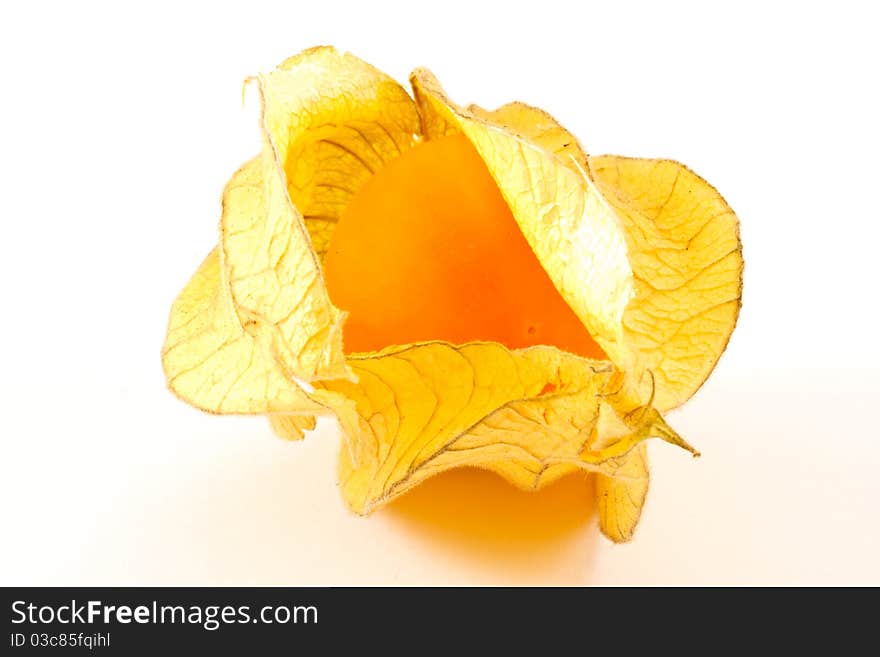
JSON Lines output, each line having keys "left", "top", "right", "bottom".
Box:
{"left": 220, "top": 145, "right": 347, "bottom": 390}
{"left": 409, "top": 69, "right": 636, "bottom": 370}
{"left": 326, "top": 342, "right": 688, "bottom": 515}
{"left": 264, "top": 46, "right": 421, "bottom": 266}
{"left": 596, "top": 444, "right": 649, "bottom": 543}
{"left": 460, "top": 95, "right": 743, "bottom": 411}
{"left": 590, "top": 156, "right": 743, "bottom": 411}
{"left": 162, "top": 246, "right": 327, "bottom": 414}
{"left": 466, "top": 100, "right": 592, "bottom": 179}
{"left": 163, "top": 46, "right": 421, "bottom": 416}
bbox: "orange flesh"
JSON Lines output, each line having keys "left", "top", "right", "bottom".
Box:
{"left": 323, "top": 133, "right": 606, "bottom": 359}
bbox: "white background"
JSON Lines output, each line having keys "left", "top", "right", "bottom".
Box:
{"left": 1, "top": 1, "right": 878, "bottom": 585}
